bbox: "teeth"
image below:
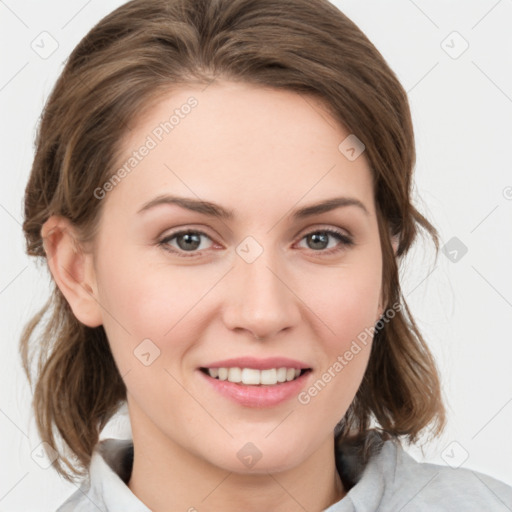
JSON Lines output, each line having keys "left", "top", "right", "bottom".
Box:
{"left": 206, "top": 367, "right": 304, "bottom": 385}
{"left": 260, "top": 369, "right": 277, "bottom": 385}
{"left": 228, "top": 367, "right": 242, "bottom": 383}
{"left": 276, "top": 367, "right": 287, "bottom": 383}
{"left": 242, "top": 368, "right": 260, "bottom": 385}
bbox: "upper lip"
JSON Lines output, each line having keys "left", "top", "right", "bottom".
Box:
{"left": 201, "top": 357, "right": 311, "bottom": 370}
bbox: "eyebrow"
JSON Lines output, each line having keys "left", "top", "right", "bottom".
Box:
{"left": 137, "top": 194, "right": 369, "bottom": 219}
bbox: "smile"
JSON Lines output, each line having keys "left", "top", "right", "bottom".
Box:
{"left": 200, "top": 367, "right": 310, "bottom": 385}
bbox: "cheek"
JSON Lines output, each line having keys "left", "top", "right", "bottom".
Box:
{"left": 298, "top": 272, "right": 380, "bottom": 420}
{"left": 309, "top": 257, "right": 382, "bottom": 347}
{"left": 93, "top": 254, "right": 206, "bottom": 420}
{"left": 94, "top": 247, "right": 217, "bottom": 367}
{"left": 301, "top": 254, "right": 381, "bottom": 407}
{"left": 93, "top": 243, "right": 160, "bottom": 362}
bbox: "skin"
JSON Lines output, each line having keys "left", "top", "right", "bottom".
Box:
{"left": 43, "top": 81, "right": 397, "bottom": 512}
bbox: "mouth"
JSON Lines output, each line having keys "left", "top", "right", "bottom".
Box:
{"left": 198, "top": 357, "right": 313, "bottom": 407}
{"left": 199, "top": 367, "right": 311, "bottom": 386}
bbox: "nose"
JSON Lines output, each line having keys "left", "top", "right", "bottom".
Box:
{"left": 222, "top": 248, "right": 301, "bottom": 340}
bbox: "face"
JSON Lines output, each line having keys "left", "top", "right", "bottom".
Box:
{"left": 87, "top": 81, "right": 385, "bottom": 473}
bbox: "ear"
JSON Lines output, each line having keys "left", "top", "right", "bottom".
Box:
{"left": 376, "top": 232, "right": 400, "bottom": 321}
{"left": 41, "top": 216, "right": 103, "bottom": 328}
{"left": 391, "top": 233, "right": 399, "bottom": 256}
{"left": 376, "top": 295, "right": 385, "bottom": 323}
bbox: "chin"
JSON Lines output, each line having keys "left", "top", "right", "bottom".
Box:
{"left": 205, "top": 437, "right": 310, "bottom": 475}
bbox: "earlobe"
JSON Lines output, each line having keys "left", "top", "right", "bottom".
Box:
{"left": 375, "top": 233, "right": 400, "bottom": 324}
{"left": 391, "top": 233, "right": 399, "bottom": 256}
{"left": 41, "top": 216, "right": 103, "bottom": 328}
{"left": 376, "top": 302, "right": 384, "bottom": 325}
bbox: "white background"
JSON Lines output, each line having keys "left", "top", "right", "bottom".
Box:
{"left": 1, "top": 0, "right": 511, "bottom": 510}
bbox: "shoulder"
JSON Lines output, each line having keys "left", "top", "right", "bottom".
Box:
{"left": 334, "top": 430, "right": 512, "bottom": 511}
{"left": 55, "top": 438, "right": 149, "bottom": 512}
{"left": 55, "top": 482, "right": 92, "bottom": 512}
{"left": 360, "top": 438, "right": 512, "bottom": 511}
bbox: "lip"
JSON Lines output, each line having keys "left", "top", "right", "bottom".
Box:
{"left": 198, "top": 368, "right": 312, "bottom": 408}
{"left": 201, "top": 356, "right": 311, "bottom": 370}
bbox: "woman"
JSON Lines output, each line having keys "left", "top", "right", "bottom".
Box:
{"left": 20, "top": 0, "right": 512, "bottom": 510}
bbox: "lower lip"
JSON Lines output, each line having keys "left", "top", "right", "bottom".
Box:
{"left": 198, "top": 370, "right": 311, "bottom": 408}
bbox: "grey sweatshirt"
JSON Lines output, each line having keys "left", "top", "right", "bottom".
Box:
{"left": 56, "top": 433, "right": 512, "bottom": 511}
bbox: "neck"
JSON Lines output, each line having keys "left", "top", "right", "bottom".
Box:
{"left": 127, "top": 414, "right": 345, "bottom": 512}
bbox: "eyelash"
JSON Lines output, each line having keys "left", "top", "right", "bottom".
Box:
{"left": 157, "top": 227, "right": 354, "bottom": 258}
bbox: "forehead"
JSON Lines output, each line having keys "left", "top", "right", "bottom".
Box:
{"left": 107, "top": 80, "right": 375, "bottom": 219}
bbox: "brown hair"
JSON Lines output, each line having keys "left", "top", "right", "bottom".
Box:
{"left": 21, "top": 0, "right": 445, "bottom": 482}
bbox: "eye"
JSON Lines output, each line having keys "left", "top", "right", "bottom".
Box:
{"left": 296, "top": 228, "right": 354, "bottom": 255}
{"left": 158, "top": 229, "right": 216, "bottom": 257}
{"left": 158, "top": 227, "right": 354, "bottom": 258}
